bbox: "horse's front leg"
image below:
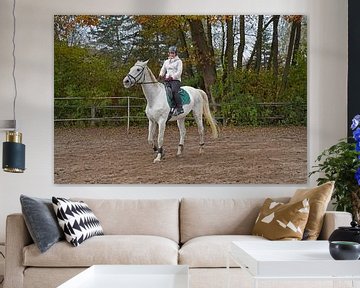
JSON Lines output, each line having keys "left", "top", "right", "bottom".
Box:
{"left": 153, "top": 120, "right": 166, "bottom": 163}
{"left": 148, "top": 120, "right": 157, "bottom": 152}
{"left": 176, "top": 118, "right": 186, "bottom": 156}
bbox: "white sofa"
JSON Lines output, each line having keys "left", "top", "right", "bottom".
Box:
{"left": 4, "top": 198, "right": 352, "bottom": 288}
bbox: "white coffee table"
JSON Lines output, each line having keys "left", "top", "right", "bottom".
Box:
{"left": 57, "top": 265, "right": 189, "bottom": 288}
{"left": 229, "top": 240, "right": 360, "bottom": 288}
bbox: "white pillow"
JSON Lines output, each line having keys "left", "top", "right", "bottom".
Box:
{"left": 52, "top": 197, "right": 103, "bottom": 246}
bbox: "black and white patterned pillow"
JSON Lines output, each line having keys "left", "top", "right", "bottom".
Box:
{"left": 52, "top": 197, "right": 104, "bottom": 247}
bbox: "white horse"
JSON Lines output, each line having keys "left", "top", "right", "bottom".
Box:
{"left": 123, "top": 60, "right": 218, "bottom": 163}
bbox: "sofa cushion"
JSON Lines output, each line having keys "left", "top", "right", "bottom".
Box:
{"left": 179, "top": 235, "right": 267, "bottom": 268}
{"left": 52, "top": 197, "right": 104, "bottom": 247}
{"left": 72, "top": 198, "right": 179, "bottom": 243}
{"left": 252, "top": 198, "right": 310, "bottom": 240}
{"left": 23, "top": 235, "right": 179, "bottom": 267}
{"left": 20, "top": 195, "right": 64, "bottom": 253}
{"left": 289, "top": 181, "right": 334, "bottom": 240}
{"left": 180, "top": 198, "right": 289, "bottom": 243}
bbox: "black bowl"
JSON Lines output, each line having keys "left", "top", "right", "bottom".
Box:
{"left": 329, "top": 241, "right": 360, "bottom": 260}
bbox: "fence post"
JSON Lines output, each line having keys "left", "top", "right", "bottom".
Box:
{"left": 91, "top": 105, "right": 96, "bottom": 127}
{"left": 127, "top": 96, "right": 130, "bottom": 134}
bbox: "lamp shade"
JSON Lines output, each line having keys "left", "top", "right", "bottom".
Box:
{"left": 2, "top": 131, "right": 25, "bottom": 173}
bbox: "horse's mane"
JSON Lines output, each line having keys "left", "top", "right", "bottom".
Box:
{"left": 145, "top": 66, "right": 158, "bottom": 82}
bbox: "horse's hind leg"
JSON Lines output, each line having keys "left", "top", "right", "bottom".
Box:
{"left": 193, "top": 111, "right": 205, "bottom": 154}
{"left": 176, "top": 118, "right": 186, "bottom": 156}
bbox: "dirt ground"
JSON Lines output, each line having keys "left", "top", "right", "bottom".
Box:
{"left": 54, "top": 125, "right": 307, "bottom": 184}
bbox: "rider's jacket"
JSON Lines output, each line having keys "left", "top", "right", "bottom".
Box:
{"left": 159, "top": 56, "right": 183, "bottom": 81}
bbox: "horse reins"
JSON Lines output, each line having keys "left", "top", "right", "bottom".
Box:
{"left": 126, "top": 65, "right": 159, "bottom": 85}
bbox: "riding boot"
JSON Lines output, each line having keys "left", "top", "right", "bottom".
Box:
{"left": 173, "top": 90, "right": 183, "bottom": 116}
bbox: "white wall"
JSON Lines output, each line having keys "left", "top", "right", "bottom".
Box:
{"left": 0, "top": 0, "right": 348, "bottom": 242}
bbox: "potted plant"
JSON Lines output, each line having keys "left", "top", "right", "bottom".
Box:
{"left": 310, "top": 115, "right": 360, "bottom": 222}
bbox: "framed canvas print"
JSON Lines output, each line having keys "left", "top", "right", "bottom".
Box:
{"left": 54, "top": 15, "right": 307, "bottom": 184}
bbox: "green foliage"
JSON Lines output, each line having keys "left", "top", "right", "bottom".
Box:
{"left": 211, "top": 54, "right": 307, "bottom": 126}
{"left": 54, "top": 41, "right": 138, "bottom": 126}
{"left": 54, "top": 41, "right": 120, "bottom": 99}
{"left": 309, "top": 140, "right": 360, "bottom": 213}
{"left": 281, "top": 49, "right": 307, "bottom": 101}
{"left": 220, "top": 94, "right": 258, "bottom": 125}
{"left": 182, "top": 74, "right": 203, "bottom": 88}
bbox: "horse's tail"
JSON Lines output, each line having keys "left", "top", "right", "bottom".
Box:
{"left": 198, "top": 89, "right": 219, "bottom": 139}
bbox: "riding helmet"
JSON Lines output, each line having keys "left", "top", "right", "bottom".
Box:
{"left": 168, "top": 46, "right": 177, "bottom": 54}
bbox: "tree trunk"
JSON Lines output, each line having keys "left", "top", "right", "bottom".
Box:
{"left": 224, "top": 16, "right": 234, "bottom": 79}
{"left": 268, "top": 15, "right": 280, "bottom": 77}
{"left": 236, "top": 15, "right": 245, "bottom": 70}
{"left": 281, "top": 21, "right": 296, "bottom": 93}
{"left": 292, "top": 20, "right": 302, "bottom": 66}
{"left": 254, "top": 15, "right": 264, "bottom": 73}
{"left": 221, "top": 21, "right": 226, "bottom": 71}
{"left": 188, "top": 18, "right": 217, "bottom": 105}
{"left": 206, "top": 17, "right": 216, "bottom": 64}
{"left": 246, "top": 15, "right": 264, "bottom": 73}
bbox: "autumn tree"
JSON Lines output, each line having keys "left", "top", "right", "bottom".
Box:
{"left": 54, "top": 15, "right": 100, "bottom": 46}
{"left": 89, "top": 16, "right": 141, "bottom": 64}
{"left": 246, "top": 15, "right": 264, "bottom": 73}
{"left": 188, "top": 17, "right": 217, "bottom": 105}
{"left": 223, "top": 16, "right": 234, "bottom": 80}
{"left": 236, "top": 15, "right": 245, "bottom": 70}
{"left": 281, "top": 15, "right": 303, "bottom": 93}
{"left": 268, "top": 15, "right": 280, "bottom": 76}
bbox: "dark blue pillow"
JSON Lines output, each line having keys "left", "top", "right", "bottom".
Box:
{"left": 20, "top": 195, "right": 64, "bottom": 253}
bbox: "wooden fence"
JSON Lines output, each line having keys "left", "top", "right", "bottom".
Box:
{"left": 55, "top": 96, "right": 146, "bottom": 133}
{"left": 55, "top": 96, "right": 306, "bottom": 131}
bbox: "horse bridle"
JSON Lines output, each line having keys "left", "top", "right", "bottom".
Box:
{"left": 126, "top": 64, "right": 158, "bottom": 85}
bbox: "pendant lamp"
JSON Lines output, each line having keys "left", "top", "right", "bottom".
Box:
{"left": 1, "top": 0, "right": 26, "bottom": 173}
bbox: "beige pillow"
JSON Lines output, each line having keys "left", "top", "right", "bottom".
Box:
{"left": 252, "top": 198, "right": 310, "bottom": 240}
{"left": 289, "top": 181, "right": 334, "bottom": 240}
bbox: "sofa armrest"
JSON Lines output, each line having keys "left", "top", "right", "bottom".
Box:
{"left": 4, "top": 213, "right": 33, "bottom": 288}
{"left": 318, "top": 211, "right": 352, "bottom": 240}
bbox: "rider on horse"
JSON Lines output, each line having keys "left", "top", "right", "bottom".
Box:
{"left": 159, "top": 46, "right": 184, "bottom": 116}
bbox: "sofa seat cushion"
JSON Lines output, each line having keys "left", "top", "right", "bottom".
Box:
{"left": 179, "top": 235, "right": 267, "bottom": 268}
{"left": 180, "top": 198, "right": 289, "bottom": 244}
{"left": 23, "top": 235, "right": 179, "bottom": 267}
{"left": 72, "top": 198, "right": 180, "bottom": 243}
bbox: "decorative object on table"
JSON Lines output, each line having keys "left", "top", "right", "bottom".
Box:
{"left": 1, "top": 0, "right": 26, "bottom": 173}
{"left": 310, "top": 114, "right": 360, "bottom": 222}
{"left": 329, "top": 240, "right": 360, "bottom": 260}
{"left": 329, "top": 220, "right": 360, "bottom": 244}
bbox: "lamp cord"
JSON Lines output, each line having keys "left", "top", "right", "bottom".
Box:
{"left": 11, "top": 0, "right": 17, "bottom": 130}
